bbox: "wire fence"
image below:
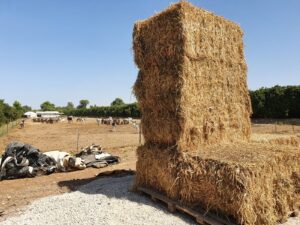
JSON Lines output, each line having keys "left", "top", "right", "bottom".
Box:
{"left": 0, "top": 120, "right": 21, "bottom": 137}
{"left": 252, "top": 122, "right": 300, "bottom": 135}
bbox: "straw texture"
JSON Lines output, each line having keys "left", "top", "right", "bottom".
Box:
{"left": 135, "top": 143, "right": 300, "bottom": 225}
{"left": 133, "top": 2, "right": 300, "bottom": 224}
{"left": 133, "top": 2, "right": 251, "bottom": 149}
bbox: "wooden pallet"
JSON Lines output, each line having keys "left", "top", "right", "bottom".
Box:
{"left": 137, "top": 187, "right": 236, "bottom": 225}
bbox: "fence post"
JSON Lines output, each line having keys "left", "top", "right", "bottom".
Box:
{"left": 139, "top": 123, "right": 142, "bottom": 145}
{"left": 0, "top": 119, "right": 19, "bottom": 137}
{"left": 76, "top": 129, "right": 80, "bottom": 152}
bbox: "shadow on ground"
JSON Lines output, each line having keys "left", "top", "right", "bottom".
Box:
{"left": 58, "top": 169, "right": 197, "bottom": 224}
{"left": 57, "top": 169, "right": 135, "bottom": 191}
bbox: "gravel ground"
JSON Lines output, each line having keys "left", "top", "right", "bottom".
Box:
{"left": 1, "top": 175, "right": 299, "bottom": 225}
{"left": 0, "top": 176, "right": 196, "bottom": 225}
{"left": 284, "top": 218, "right": 300, "bottom": 225}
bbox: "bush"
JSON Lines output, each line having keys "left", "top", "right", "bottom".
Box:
{"left": 63, "top": 102, "right": 141, "bottom": 118}
{"left": 0, "top": 100, "right": 25, "bottom": 126}
{"left": 250, "top": 85, "right": 300, "bottom": 118}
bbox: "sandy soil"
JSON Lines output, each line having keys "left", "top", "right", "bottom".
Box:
{"left": 0, "top": 118, "right": 142, "bottom": 153}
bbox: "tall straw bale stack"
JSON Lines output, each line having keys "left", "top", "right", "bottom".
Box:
{"left": 133, "top": 2, "right": 251, "bottom": 150}
{"left": 133, "top": 1, "right": 300, "bottom": 224}
{"left": 135, "top": 143, "right": 300, "bottom": 225}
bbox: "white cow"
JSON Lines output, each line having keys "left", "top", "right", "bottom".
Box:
{"left": 132, "top": 122, "right": 140, "bottom": 131}
{"left": 96, "top": 118, "right": 102, "bottom": 126}
{"left": 76, "top": 117, "right": 85, "bottom": 122}
{"left": 43, "top": 151, "right": 86, "bottom": 172}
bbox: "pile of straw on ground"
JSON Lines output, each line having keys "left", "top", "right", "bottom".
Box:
{"left": 133, "top": 2, "right": 300, "bottom": 225}
{"left": 133, "top": 2, "right": 251, "bottom": 150}
{"left": 251, "top": 133, "right": 300, "bottom": 147}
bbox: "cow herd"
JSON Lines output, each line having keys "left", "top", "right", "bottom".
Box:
{"left": 31, "top": 116, "right": 137, "bottom": 128}
{"left": 96, "top": 117, "right": 132, "bottom": 125}
{"left": 32, "top": 117, "right": 60, "bottom": 124}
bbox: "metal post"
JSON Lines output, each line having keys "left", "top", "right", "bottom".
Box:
{"left": 292, "top": 125, "right": 295, "bottom": 134}
{"left": 76, "top": 129, "right": 80, "bottom": 152}
{"left": 139, "top": 124, "right": 142, "bottom": 145}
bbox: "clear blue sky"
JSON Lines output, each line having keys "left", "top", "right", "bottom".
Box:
{"left": 0, "top": 0, "right": 299, "bottom": 109}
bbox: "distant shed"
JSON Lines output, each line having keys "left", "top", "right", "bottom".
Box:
{"left": 23, "top": 111, "right": 37, "bottom": 118}
{"left": 36, "top": 111, "right": 62, "bottom": 118}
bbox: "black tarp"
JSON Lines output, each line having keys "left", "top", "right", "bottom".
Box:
{"left": 0, "top": 141, "right": 56, "bottom": 180}
{"left": 76, "top": 144, "right": 119, "bottom": 168}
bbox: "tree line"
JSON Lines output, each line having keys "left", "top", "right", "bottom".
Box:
{"left": 250, "top": 85, "right": 300, "bottom": 118}
{"left": 0, "top": 100, "right": 31, "bottom": 126}
{"left": 38, "top": 86, "right": 300, "bottom": 119}
{"left": 0, "top": 85, "right": 299, "bottom": 125}
{"left": 39, "top": 98, "right": 140, "bottom": 118}
{"left": 64, "top": 102, "right": 140, "bottom": 118}
{"left": 0, "top": 98, "right": 140, "bottom": 126}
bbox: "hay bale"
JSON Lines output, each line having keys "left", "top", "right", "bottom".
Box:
{"left": 135, "top": 144, "right": 180, "bottom": 199}
{"left": 133, "top": 2, "right": 300, "bottom": 225}
{"left": 136, "top": 143, "right": 300, "bottom": 225}
{"left": 133, "top": 2, "right": 251, "bottom": 149}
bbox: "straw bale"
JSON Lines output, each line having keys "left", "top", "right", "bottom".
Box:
{"left": 135, "top": 144, "right": 180, "bottom": 199}
{"left": 133, "top": 2, "right": 251, "bottom": 150}
{"left": 133, "top": 2, "right": 300, "bottom": 225}
{"left": 135, "top": 143, "right": 300, "bottom": 225}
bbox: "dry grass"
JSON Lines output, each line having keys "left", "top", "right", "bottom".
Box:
{"left": 251, "top": 133, "right": 299, "bottom": 147}
{"left": 251, "top": 122, "right": 300, "bottom": 147}
{"left": 252, "top": 122, "right": 300, "bottom": 135}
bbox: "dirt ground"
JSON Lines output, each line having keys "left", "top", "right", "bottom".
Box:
{"left": 0, "top": 118, "right": 299, "bottom": 221}
{"left": 0, "top": 118, "right": 140, "bottom": 220}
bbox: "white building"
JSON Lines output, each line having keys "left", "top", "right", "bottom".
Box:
{"left": 36, "top": 111, "right": 62, "bottom": 118}
{"left": 23, "top": 111, "right": 37, "bottom": 118}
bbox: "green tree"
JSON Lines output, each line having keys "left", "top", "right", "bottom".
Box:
{"left": 40, "top": 101, "right": 56, "bottom": 111}
{"left": 285, "top": 86, "right": 300, "bottom": 118}
{"left": 90, "top": 104, "right": 97, "bottom": 108}
{"left": 12, "top": 101, "right": 24, "bottom": 118}
{"left": 0, "top": 100, "right": 6, "bottom": 125}
{"left": 250, "top": 85, "right": 300, "bottom": 118}
{"left": 111, "top": 98, "right": 125, "bottom": 107}
{"left": 0, "top": 100, "right": 30, "bottom": 125}
{"left": 77, "top": 100, "right": 89, "bottom": 109}
{"left": 13, "top": 101, "right": 22, "bottom": 110}
{"left": 66, "top": 102, "right": 74, "bottom": 109}
{"left": 250, "top": 88, "right": 266, "bottom": 118}
{"left": 0, "top": 100, "right": 15, "bottom": 123}
{"left": 22, "top": 105, "right": 32, "bottom": 112}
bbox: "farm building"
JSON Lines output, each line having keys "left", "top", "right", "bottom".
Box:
{"left": 133, "top": 2, "right": 300, "bottom": 225}
{"left": 36, "top": 111, "right": 62, "bottom": 118}
{"left": 23, "top": 111, "right": 37, "bottom": 118}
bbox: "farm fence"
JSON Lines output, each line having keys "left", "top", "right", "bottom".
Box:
{"left": 0, "top": 119, "right": 21, "bottom": 137}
